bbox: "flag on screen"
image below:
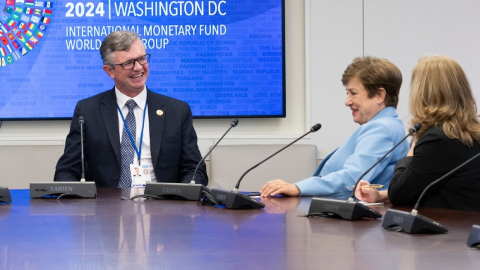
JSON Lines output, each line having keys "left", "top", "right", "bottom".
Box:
{"left": 0, "top": 36, "right": 7, "bottom": 45}
{"left": 20, "top": 14, "right": 30, "bottom": 22}
{"left": 17, "top": 34, "right": 26, "bottom": 43}
{"left": 43, "top": 9, "right": 51, "bottom": 16}
{"left": 13, "top": 6, "right": 23, "bottom": 13}
{"left": 12, "top": 50, "right": 20, "bottom": 60}
{"left": 11, "top": 40, "right": 20, "bottom": 49}
{"left": 44, "top": 1, "right": 52, "bottom": 8}
{"left": 25, "top": 0, "right": 34, "bottom": 6}
{"left": 41, "top": 16, "right": 49, "bottom": 24}
{"left": 6, "top": 54, "right": 13, "bottom": 64}
{"left": 3, "top": 23, "right": 11, "bottom": 31}
{"left": 38, "top": 23, "right": 46, "bottom": 31}
{"left": 1, "top": 25, "right": 8, "bottom": 33}
{"left": 34, "top": 29, "right": 42, "bottom": 38}
{"left": 3, "top": 6, "right": 13, "bottom": 14}
{"left": 28, "top": 35, "right": 38, "bottom": 45}
{"left": 0, "top": 12, "right": 8, "bottom": 21}
{"left": 18, "top": 22, "right": 26, "bottom": 29}
{"left": 0, "top": 47, "right": 6, "bottom": 56}
{"left": 7, "top": 19, "right": 16, "bottom": 27}
{"left": 0, "top": 57, "right": 5, "bottom": 66}
{"left": 6, "top": 0, "right": 15, "bottom": 5}
{"left": 21, "top": 47, "right": 27, "bottom": 55}
{"left": 23, "top": 29, "right": 32, "bottom": 37}
{"left": 11, "top": 13, "right": 20, "bottom": 21}
{"left": 34, "top": 1, "right": 43, "bottom": 7}
{"left": 30, "top": 15, "right": 40, "bottom": 23}
{"left": 16, "top": 0, "right": 25, "bottom": 4}
{"left": 5, "top": 44, "right": 11, "bottom": 53}
{"left": 24, "top": 7, "right": 32, "bottom": 14}
{"left": 7, "top": 32, "right": 14, "bottom": 40}
{"left": 24, "top": 41, "right": 33, "bottom": 50}
{"left": 27, "top": 22, "right": 35, "bottom": 30}
{"left": 12, "top": 27, "right": 21, "bottom": 36}
{"left": 33, "top": 8, "right": 42, "bottom": 15}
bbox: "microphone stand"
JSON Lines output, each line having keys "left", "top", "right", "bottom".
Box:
{"left": 209, "top": 123, "right": 322, "bottom": 210}
{"left": 382, "top": 152, "right": 480, "bottom": 234}
{"left": 307, "top": 124, "right": 422, "bottom": 220}
{"left": 30, "top": 116, "right": 96, "bottom": 199}
{"left": 0, "top": 186, "right": 12, "bottom": 204}
{"left": 143, "top": 119, "right": 239, "bottom": 201}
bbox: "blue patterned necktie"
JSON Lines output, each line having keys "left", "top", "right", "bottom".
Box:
{"left": 118, "top": 99, "right": 137, "bottom": 188}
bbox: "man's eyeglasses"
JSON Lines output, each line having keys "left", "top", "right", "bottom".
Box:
{"left": 111, "top": 54, "right": 150, "bottom": 70}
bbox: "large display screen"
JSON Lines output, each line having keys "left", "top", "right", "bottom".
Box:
{"left": 0, "top": 0, "right": 285, "bottom": 120}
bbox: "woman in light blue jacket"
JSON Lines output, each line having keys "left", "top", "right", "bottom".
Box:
{"left": 260, "top": 56, "right": 409, "bottom": 198}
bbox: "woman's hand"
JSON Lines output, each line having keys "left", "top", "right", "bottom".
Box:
{"left": 354, "top": 180, "right": 388, "bottom": 203}
{"left": 260, "top": 179, "right": 301, "bottom": 197}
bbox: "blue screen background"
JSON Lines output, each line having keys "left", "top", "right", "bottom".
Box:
{"left": 0, "top": 0, "right": 285, "bottom": 119}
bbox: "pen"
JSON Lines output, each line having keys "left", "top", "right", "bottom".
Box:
{"left": 347, "top": 184, "right": 384, "bottom": 189}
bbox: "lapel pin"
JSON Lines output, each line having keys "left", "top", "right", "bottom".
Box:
{"left": 156, "top": 110, "right": 164, "bottom": 116}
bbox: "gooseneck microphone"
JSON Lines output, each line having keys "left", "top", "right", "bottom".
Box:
{"left": 30, "top": 115, "right": 97, "bottom": 199}
{"left": 209, "top": 123, "right": 322, "bottom": 210}
{"left": 383, "top": 150, "right": 480, "bottom": 234}
{"left": 143, "top": 119, "right": 239, "bottom": 201}
{"left": 79, "top": 116, "right": 86, "bottom": 182}
{"left": 234, "top": 123, "right": 321, "bottom": 191}
{"left": 307, "top": 123, "right": 422, "bottom": 220}
{"left": 191, "top": 119, "right": 239, "bottom": 184}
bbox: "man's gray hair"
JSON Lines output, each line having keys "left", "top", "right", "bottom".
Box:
{"left": 100, "top": 31, "right": 142, "bottom": 65}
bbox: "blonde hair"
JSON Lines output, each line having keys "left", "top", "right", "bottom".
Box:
{"left": 409, "top": 55, "right": 480, "bottom": 146}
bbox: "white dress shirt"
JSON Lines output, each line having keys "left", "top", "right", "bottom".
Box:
{"left": 115, "top": 87, "right": 157, "bottom": 182}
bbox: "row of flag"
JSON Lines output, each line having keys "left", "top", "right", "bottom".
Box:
{"left": 2, "top": 13, "right": 51, "bottom": 26}
{"left": 1, "top": 0, "right": 52, "bottom": 66}
{"left": 5, "top": 0, "right": 53, "bottom": 8}
{"left": 4, "top": 5, "right": 52, "bottom": 17}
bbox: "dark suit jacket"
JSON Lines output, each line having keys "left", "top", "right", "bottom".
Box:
{"left": 388, "top": 126, "right": 480, "bottom": 212}
{"left": 54, "top": 88, "right": 208, "bottom": 187}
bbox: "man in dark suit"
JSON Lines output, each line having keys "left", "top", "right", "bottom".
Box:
{"left": 54, "top": 31, "right": 207, "bottom": 188}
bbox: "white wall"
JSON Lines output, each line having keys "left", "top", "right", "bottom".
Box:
{"left": 306, "top": 0, "right": 363, "bottom": 158}
{"left": 307, "top": 0, "right": 480, "bottom": 159}
{"left": 363, "top": 0, "right": 480, "bottom": 125}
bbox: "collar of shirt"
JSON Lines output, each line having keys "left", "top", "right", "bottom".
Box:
{"left": 115, "top": 87, "right": 147, "bottom": 110}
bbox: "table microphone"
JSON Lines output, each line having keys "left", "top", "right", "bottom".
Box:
{"left": 0, "top": 186, "right": 12, "bottom": 204}
{"left": 382, "top": 151, "right": 480, "bottom": 234}
{"left": 307, "top": 123, "right": 422, "bottom": 220}
{"left": 30, "top": 116, "right": 97, "bottom": 199}
{"left": 467, "top": 225, "right": 480, "bottom": 247}
{"left": 143, "top": 119, "right": 239, "bottom": 201}
{"left": 209, "top": 123, "right": 322, "bottom": 209}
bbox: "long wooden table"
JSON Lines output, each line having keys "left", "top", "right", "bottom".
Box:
{"left": 0, "top": 188, "right": 479, "bottom": 269}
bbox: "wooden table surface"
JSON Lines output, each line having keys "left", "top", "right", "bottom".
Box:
{"left": 0, "top": 188, "right": 479, "bottom": 270}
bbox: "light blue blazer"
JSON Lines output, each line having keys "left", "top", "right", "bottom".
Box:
{"left": 296, "top": 107, "right": 408, "bottom": 197}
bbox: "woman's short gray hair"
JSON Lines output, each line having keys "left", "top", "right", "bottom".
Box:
{"left": 100, "top": 31, "right": 142, "bottom": 65}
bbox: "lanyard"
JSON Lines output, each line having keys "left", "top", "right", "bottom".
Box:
{"left": 117, "top": 99, "right": 148, "bottom": 166}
